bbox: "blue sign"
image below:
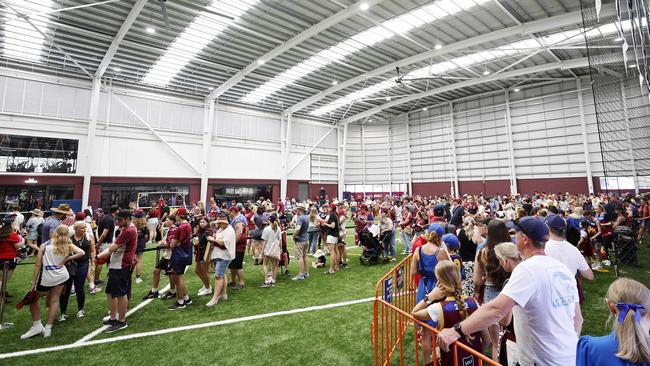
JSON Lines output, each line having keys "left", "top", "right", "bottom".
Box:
{"left": 384, "top": 276, "right": 394, "bottom": 304}
{"left": 396, "top": 267, "right": 404, "bottom": 292}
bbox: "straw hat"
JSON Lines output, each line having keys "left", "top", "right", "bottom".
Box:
{"left": 215, "top": 216, "right": 229, "bottom": 225}
{"left": 295, "top": 203, "right": 307, "bottom": 211}
{"left": 30, "top": 209, "right": 44, "bottom": 216}
{"left": 51, "top": 203, "right": 73, "bottom": 215}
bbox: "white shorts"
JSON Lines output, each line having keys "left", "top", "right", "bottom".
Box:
{"left": 326, "top": 235, "right": 339, "bottom": 245}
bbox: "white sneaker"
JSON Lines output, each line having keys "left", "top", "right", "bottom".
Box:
{"left": 21, "top": 323, "right": 44, "bottom": 339}
{"left": 303, "top": 272, "right": 310, "bottom": 278}
{"left": 102, "top": 315, "right": 111, "bottom": 322}
{"left": 197, "top": 287, "right": 212, "bottom": 296}
{"left": 135, "top": 277, "right": 143, "bottom": 284}
{"left": 603, "top": 260, "right": 611, "bottom": 266}
{"left": 77, "top": 310, "right": 85, "bottom": 318}
{"left": 58, "top": 314, "right": 67, "bottom": 322}
{"left": 43, "top": 326, "right": 51, "bottom": 338}
{"left": 205, "top": 300, "right": 218, "bottom": 307}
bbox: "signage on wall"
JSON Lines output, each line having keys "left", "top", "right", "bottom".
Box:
{"left": 0, "top": 134, "right": 78, "bottom": 174}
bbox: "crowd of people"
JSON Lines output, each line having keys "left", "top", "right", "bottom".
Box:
{"left": 0, "top": 191, "right": 649, "bottom": 366}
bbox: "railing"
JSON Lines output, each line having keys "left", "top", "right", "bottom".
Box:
{"left": 372, "top": 255, "right": 501, "bottom": 366}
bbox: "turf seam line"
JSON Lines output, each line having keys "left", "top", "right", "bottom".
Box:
{"left": 1, "top": 296, "right": 375, "bottom": 359}
{"left": 73, "top": 282, "right": 171, "bottom": 344}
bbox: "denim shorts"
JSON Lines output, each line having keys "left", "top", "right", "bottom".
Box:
{"left": 211, "top": 258, "right": 230, "bottom": 278}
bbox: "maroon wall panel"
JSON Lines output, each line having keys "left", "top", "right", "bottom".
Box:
{"left": 458, "top": 180, "right": 509, "bottom": 196}
{"left": 517, "top": 177, "right": 588, "bottom": 195}
{"left": 0, "top": 175, "right": 83, "bottom": 199}
{"left": 309, "top": 183, "right": 338, "bottom": 201}
{"left": 412, "top": 182, "right": 451, "bottom": 197}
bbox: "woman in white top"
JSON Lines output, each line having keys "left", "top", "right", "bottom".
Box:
{"left": 21, "top": 225, "right": 85, "bottom": 339}
{"left": 25, "top": 209, "right": 44, "bottom": 253}
{"left": 260, "top": 216, "right": 282, "bottom": 288}
{"left": 206, "top": 214, "right": 236, "bottom": 307}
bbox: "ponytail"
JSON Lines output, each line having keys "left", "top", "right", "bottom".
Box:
{"left": 606, "top": 278, "right": 650, "bottom": 363}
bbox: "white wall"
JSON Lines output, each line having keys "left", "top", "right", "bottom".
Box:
{"left": 0, "top": 69, "right": 336, "bottom": 182}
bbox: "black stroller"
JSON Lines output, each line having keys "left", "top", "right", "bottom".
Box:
{"left": 612, "top": 220, "right": 640, "bottom": 266}
{"left": 360, "top": 225, "right": 384, "bottom": 265}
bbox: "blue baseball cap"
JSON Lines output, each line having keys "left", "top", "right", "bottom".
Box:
{"left": 426, "top": 223, "right": 444, "bottom": 237}
{"left": 441, "top": 233, "right": 460, "bottom": 251}
{"left": 433, "top": 205, "right": 445, "bottom": 216}
{"left": 544, "top": 214, "right": 566, "bottom": 232}
{"left": 506, "top": 216, "right": 549, "bottom": 243}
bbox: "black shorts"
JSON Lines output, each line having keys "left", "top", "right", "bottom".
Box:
{"left": 155, "top": 258, "right": 172, "bottom": 275}
{"left": 228, "top": 251, "right": 245, "bottom": 270}
{"left": 106, "top": 268, "right": 130, "bottom": 297}
{"left": 171, "top": 262, "right": 186, "bottom": 275}
{"left": 0, "top": 258, "right": 16, "bottom": 271}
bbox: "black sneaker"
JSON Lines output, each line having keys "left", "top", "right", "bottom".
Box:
{"left": 160, "top": 292, "right": 176, "bottom": 300}
{"left": 102, "top": 318, "right": 117, "bottom": 326}
{"left": 142, "top": 291, "right": 159, "bottom": 300}
{"left": 168, "top": 301, "right": 186, "bottom": 310}
{"left": 340, "top": 262, "right": 349, "bottom": 269}
{"left": 104, "top": 321, "right": 128, "bottom": 333}
{"left": 183, "top": 298, "right": 192, "bottom": 306}
{"left": 94, "top": 280, "right": 105, "bottom": 286}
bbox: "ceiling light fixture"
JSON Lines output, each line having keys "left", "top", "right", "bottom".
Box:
{"left": 422, "top": 107, "right": 428, "bottom": 111}
{"left": 482, "top": 69, "right": 490, "bottom": 76}
{"left": 146, "top": 26, "right": 156, "bottom": 34}
{"left": 514, "top": 88, "right": 520, "bottom": 92}
{"left": 25, "top": 178, "right": 38, "bottom": 184}
{"left": 614, "top": 37, "right": 623, "bottom": 42}
{"left": 113, "top": 66, "right": 121, "bottom": 72}
{"left": 332, "top": 80, "right": 338, "bottom": 85}
{"left": 385, "top": 96, "right": 391, "bottom": 101}
{"left": 258, "top": 59, "right": 265, "bottom": 65}
{"left": 360, "top": 2, "right": 369, "bottom": 11}
{"left": 434, "top": 44, "right": 442, "bottom": 50}
{"left": 629, "top": 63, "right": 637, "bottom": 68}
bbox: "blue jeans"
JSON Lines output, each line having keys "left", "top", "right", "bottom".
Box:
{"left": 60, "top": 260, "right": 89, "bottom": 314}
{"left": 383, "top": 230, "right": 396, "bottom": 258}
{"left": 308, "top": 231, "right": 320, "bottom": 254}
{"left": 401, "top": 231, "right": 413, "bottom": 254}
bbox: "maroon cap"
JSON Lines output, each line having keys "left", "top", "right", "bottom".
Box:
{"left": 329, "top": 204, "right": 337, "bottom": 210}
{"left": 229, "top": 206, "right": 240, "bottom": 213}
{"left": 176, "top": 207, "right": 188, "bottom": 216}
{"left": 74, "top": 211, "right": 86, "bottom": 221}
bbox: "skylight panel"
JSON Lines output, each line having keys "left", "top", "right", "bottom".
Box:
{"left": 311, "top": 22, "right": 626, "bottom": 117}
{"left": 240, "top": 0, "right": 490, "bottom": 105}
{"left": 142, "top": 0, "right": 259, "bottom": 86}
{"left": 2, "top": 0, "right": 54, "bottom": 62}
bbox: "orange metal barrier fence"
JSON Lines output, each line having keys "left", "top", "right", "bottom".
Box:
{"left": 372, "top": 255, "right": 500, "bottom": 366}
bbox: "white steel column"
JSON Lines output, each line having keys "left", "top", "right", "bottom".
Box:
{"left": 360, "top": 122, "right": 366, "bottom": 197}
{"left": 504, "top": 91, "right": 518, "bottom": 195}
{"left": 387, "top": 123, "right": 392, "bottom": 196}
{"left": 280, "top": 113, "right": 293, "bottom": 200}
{"left": 200, "top": 100, "right": 215, "bottom": 204}
{"left": 620, "top": 82, "right": 639, "bottom": 195}
{"left": 449, "top": 102, "right": 459, "bottom": 197}
{"left": 404, "top": 115, "right": 413, "bottom": 195}
{"left": 577, "top": 78, "right": 594, "bottom": 193}
{"left": 338, "top": 123, "right": 348, "bottom": 200}
{"left": 82, "top": 77, "right": 101, "bottom": 209}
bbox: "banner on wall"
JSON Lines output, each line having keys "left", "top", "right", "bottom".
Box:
{"left": 0, "top": 134, "right": 78, "bottom": 174}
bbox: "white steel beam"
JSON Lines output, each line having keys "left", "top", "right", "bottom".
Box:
{"left": 504, "top": 90, "right": 518, "bottom": 195}
{"left": 109, "top": 93, "right": 201, "bottom": 175}
{"left": 449, "top": 102, "right": 459, "bottom": 197}
{"left": 95, "top": 0, "right": 148, "bottom": 78}
{"left": 284, "top": 11, "right": 584, "bottom": 115}
{"left": 404, "top": 115, "right": 413, "bottom": 195}
{"left": 620, "top": 82, "right": 639, "bottom": 195}
{"left": 576, "top": 78, "right": 594, "bottom": 194}
{"left": 280, "top": 113, "right": 293, "bottom": 200}
{"left": 200, "top": 100, "right": 215, "bottom": 204}
{"left": 287, "top": 127, "right": 336, "bottom": 175}
{"left": 340, "top": 58, "right": 590, "bottom": 125}
{"left": 337, "top": 124, "right": 348, "bottom": 200}
{"left": 82, "top": 77, "right": 101, "bottom": 209}
{"left": 205, "top": 0, "right": 385, "bottom": 102}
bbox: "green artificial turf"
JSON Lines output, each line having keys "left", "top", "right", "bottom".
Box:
{"left": 1, "top": 232, "right": 648, "bottom": 365}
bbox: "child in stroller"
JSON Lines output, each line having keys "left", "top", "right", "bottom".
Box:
{"left": 360, "top": 224, "right": 386, "bottom": 265}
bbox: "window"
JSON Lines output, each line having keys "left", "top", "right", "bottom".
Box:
{"left": 212, "top": 184, "right": 272, "bottom": 204}
{"left": 0, "top": 185, "right": 73, "bottom": 212}
{"left": 0, "top": 134, "right": 78, "bottom": 174}
{"left": 100, "top": 184, "right": 189, "bottom": 210}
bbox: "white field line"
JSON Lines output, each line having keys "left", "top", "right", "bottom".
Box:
{"left": 74, "top": 282, "right": 171, "bottom": 344}
{"left": 1, "top": 296, "right": 375, "bottom": 360}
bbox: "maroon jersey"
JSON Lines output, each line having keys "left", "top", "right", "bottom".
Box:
{"left": 439, "top": 297, "right": 482, "bottom": 366}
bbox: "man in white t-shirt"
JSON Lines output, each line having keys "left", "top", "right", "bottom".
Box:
{"left": 544, "top": 214, "right": 594, "bottom": 281}
{"left": 437, "top": 216, "right": 583, "bottom": 366}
